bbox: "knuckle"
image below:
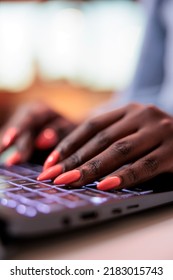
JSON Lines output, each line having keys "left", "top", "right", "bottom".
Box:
{"left": 126, "top": 167, "right": 139, "bottom": 184}
{"left": 68, "top": 153, "right": 82, "bottom": 167}
{"left": 59, "top": 139, "right": 79, "bottom": 156}
{"left": 160, "top": 118, "right": 173, "bottom": 130}
{"left": 84, "top": 119, "right": 98, "bottom": 132}
{"left": 81, "top": 160, "right": 102, "bottom": 178}
{"left": 142, "top": 104, "right": 162, "bottom": 118}
{"left": 95, "top": 131, "right": 111, "bottom": 150}
{"left": 58, "top": 140, "right": 72, "bottom": 157}
{"left": 112, "top": 141, "right": 132, "bottom": 157}
{"left": 127, "top": 102, "right": 142, "bottom": 111}
{"left": 142, "top": 157, "right": 159, "bottom": 175}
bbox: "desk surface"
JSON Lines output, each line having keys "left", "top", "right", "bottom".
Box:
{"left": 13, "top": 204, "right": 173, "bottom": 260}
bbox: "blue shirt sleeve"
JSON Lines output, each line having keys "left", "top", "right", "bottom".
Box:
{"left": 93, "top": 0, "right": 169, "bottom": 116}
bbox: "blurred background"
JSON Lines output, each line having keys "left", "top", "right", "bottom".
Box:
{"left": 0, "top": 0, "right": 146, "bottom": 123}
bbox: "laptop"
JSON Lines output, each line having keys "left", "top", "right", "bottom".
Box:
{"left": 0, "top": 163, "right": 173, "bottom": 259}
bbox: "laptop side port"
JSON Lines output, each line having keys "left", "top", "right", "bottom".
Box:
{"left": 62, "top": 217, "right": 71, "bottom": 226}
{"left": 111, "top": 208, "right": 122, "bottom": 214}
{"left": 127, "top": 204, "right": 139, "bottom": 209}
{"left": 80, "top": 211, "right": 98, "bottom": 220}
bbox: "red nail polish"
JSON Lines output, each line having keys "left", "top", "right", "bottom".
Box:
{"left": 54, "top": 170, "right": 81, "bottom": 185}
{"left": 35, "top": 128, "right": 58, "bottom": 150}
{"left": 97, "top": 176, "right": 121, "bottom": 191}
{"left": 5, "top": 152, "right": 22, "bottom": 166}
{"left": 37, "top": 165, "right": 63, "bottom": 181}
{"left": 43, "top": 150, "right": 60, "bottom": 170}
{"left": 2, "top": 127, "right": 18, "bottom": 147}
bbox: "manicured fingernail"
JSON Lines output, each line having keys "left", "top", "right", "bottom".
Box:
{"left": 37, "top": 165, "right": 63, "bottom": 181}
{"left": 2, "top": 127, "right": 18, "bottom": 147}
{"left": 5, "top": 152, "right": 22, "bottom": 166}
{"left": 97, "top": 176, "right": 121, "bottom": 191}
{"left": 35, "top": 128, "right": 58, "bottom": 150}
{"left": 54, "top": 170, "right": 81, "bottom": 185}
{"left": 43, "top": 150, "right": 60, "bottom": 170}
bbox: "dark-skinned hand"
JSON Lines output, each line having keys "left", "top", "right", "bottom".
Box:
{"left": 0, "top": 101, "right": 77, "bottom": 165}
{"left": 38, "top": 103, "right": 173, "bottom": 191}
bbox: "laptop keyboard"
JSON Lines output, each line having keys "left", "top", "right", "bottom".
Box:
{"left": 0, "top": 164, "right": 153, "bottom": 218}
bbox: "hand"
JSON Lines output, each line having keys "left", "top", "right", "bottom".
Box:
{"left": 38, "top": 103, "right": 173, "bottom": 191}
{"left": 0, "top": 101, "right": 77, "bottom": 165}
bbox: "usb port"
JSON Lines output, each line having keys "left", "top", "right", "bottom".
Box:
{"left": 127, "top": 204, "right": 139, "bottom": 209}
{"left": 112, "top": 208, "right": 122, "bottom": 214}
{"left": 80, "top": 211, "right": 98, "bottom": 220}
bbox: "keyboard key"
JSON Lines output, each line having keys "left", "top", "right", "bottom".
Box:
{"left": 36, "top": 199, "right": 63, "bottom": 213}
{"left": 129, "top": 187, "right": 153, "bottom": 195}
{"left": 23, "top": 183, "right": 50, "bottom": 191}
{"left": 0, "top": 189, "right": 21, "bottom": 199}
{"left": 26, "top": 175, "right": 51, "bottom": 183}
{"left": 8, "top": 189, "right": 31, "bottom": 195}
{"left": 37, "top": 189, "right": 85, "bottom": 207}
{"left": 5, "top": 190, "right": 31, "bottom": 204}
{"left": 121, "top": 189, "right": 141, "bottom": 196}
{"left": 59, "top": 193, "right": 88, "bottom": 203}
{"left": 19, "top": 193, "right": 45, "bottom": 200}
{"left": 76, "top": 189, "right": 110, "bottom": 204}
{"left": 57, "top": 198, "right": 87, "bottom": 208}
{"left": 1, "top": 165, "right": 38, "bottom": 176}
{"left": 9, "top": 179, "right": 34, "bottom": 185}
{"left": 0, "top": 169, "right": 16, "bottom": 175}
{"left": 108, "top": 189, "right": 137, "bottom": 198}
{"left": 8, "top": 192, "right": 45, "bottom": 206}
{"left": 0, "top": 174, "right": 18, "bottom": 181}
{"left": 39, "top": 188, "right": 64, "bottom": 195}
{"left": 0, "top": 182, "right": 21, "bottom": 191}
{"left": 0, "top": 198, "right": 17, "bottom": 208}
{"left": 56, "top": 184, "right": 77, "bottom": 190}
{"left": 16, "top": 204, "right": 37, "bottom": 217}
{"left": 15, "top": 193, "right": 64, "bottom": 212}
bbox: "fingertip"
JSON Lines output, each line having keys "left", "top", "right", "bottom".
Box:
{"left": 54, "top": 169, "right": 81, "bottom": 185}
{"left": 97, "top": 176, "right": 121, "bottom": 191}
{"left": 37, "top": 176, "right": 42, "bottom": 181}
{"left": 37, "top": 164, "right": 63, "bottom": 181}
{"left": 5, "top": 151, "right": 22, "bottom": 166}
{"left": 2, "top": 127, "right": 19, "bottom": 148}
{"left": 35, "top": 128, "right": 58, "bottom": 150}
{"left": 43, "top": 150, "right": 60, "bottom": 170}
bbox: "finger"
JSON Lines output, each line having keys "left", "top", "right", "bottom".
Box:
{"left": 0, "top": 103, "right": 57, "bottom": 151}
{"left": 5, "top": 131, "right": 34, "bottom": 166}
{"left": 43, "top": 107, "right": 126, "bottom": 170}
{"left": 35, "top": 128, "right": 58, "bottom": 150}
{"left": 39, "top": 116, "right": 138, "bottom": 179}
{"left": 97, "top": 147, "right": 165, "bottom": 191}
{"left": 0, "top": 127, "right": 19, "bottom": 153}
{"left": 35, "top": 118, "right": 76, "bottom": 150}
{"left": 8, "top": 102, "right": 58, "bottom": 131}
{"left": 56, "top": 108, "right": 127, "bottom": 159}
{"left": 51, "top": 117, "right": 138, "bottom": 174}
{"left": 53, "top": 128, "right": 161, "bottom": 186}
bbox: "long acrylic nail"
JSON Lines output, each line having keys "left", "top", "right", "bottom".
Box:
{"left": 5, "top": 152, "right": 22, "bottom": 166}
{"left": 97, "top": 176, "right": 121, "bottom": 191}
{"left": 35, "top": 128, "right": 58, "bottom": 150}
{"left": 43, "top": 150, "right": 60, "bottom": 170}
{"left": 2, "top": 127, "right": 18, "bottom": 147}
{"left": 37, "top": 165, "right": 63, "bottom": 181}
{"left": 54, "top": 170, "right": 81, "bottom": 185}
